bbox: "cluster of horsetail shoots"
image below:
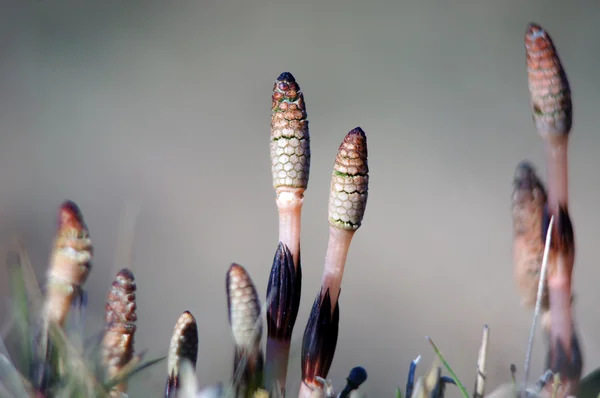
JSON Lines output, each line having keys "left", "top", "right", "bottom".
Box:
{"left": 266, "top": 71, "right": 309, "bottom": 395}
{"left": 511, "top": 22, "right": 582, "bottom": 397}
{"left": 165, "top": 310, "right": 199, "bottom": 398}
{"left": 5, "top": 29, "right": 597, "bottom": 397}
{"left": 299, "top": 127, "right": 369, "bottom": 398}
{"left": 101, "top": 268, "right": 138, "bottom": 396}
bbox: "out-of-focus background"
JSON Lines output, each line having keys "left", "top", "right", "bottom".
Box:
{"left": 0, "top": 1, "right": 598, "bottom": 397}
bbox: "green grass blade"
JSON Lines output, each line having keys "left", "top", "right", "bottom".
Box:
{"left": 7, "top": 262, "right": 33, "bottom": 377}
{"left": 0, "top": 353, "right": 32, "bottom": 397}
{"left": 426, "top": 337, "right": 469, "bottom": 398}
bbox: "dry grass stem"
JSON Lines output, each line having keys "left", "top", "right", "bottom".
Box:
{"left": 523, "top": 216, "right": 553, "bottom": 391}
{"left": 473, "top": 325, "right": 489, "bottom": 398}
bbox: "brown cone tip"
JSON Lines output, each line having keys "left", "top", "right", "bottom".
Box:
{"left": 525, "top": 22, "right": 572, "bottom": 138}
{"left": 329, "top": 127, "right": 369, "bottom": 230}
{"left": 226, "top": 263, "right": 262, "bottom": 350}
{"left": 301, "top": 288, "right": 340, "bottom": 385}
{"left": 105, "top": 268, "right": 137, "bottom": 328}
{"left": 271, "top": 71, "right": 311, "bottom": 190}
{"left": 102, "top": 268, "right": 137, "bottom": 389}
{"left": 58, "top": 200, "right": 87, "bottom": 231}
{"left": 512, "top": 161, "right": 547, "bottom": 226}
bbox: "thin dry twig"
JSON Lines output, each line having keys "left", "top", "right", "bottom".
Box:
{"left": 473, "top": 325, "right": 489, "bottom": 398}
{"left": 523, "top": 215, "right": 553, "bottom": 390}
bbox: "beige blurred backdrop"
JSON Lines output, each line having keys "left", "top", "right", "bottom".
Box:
{"left": 0, "top": 1, "right": 599, "bottom": 397}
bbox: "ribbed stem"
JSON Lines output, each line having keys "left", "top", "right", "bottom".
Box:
{"left": 276, "top": 187, "right": 304, "bottom": 269}
{"left": 321, "top": 227, "right": 354, "bottom": 309}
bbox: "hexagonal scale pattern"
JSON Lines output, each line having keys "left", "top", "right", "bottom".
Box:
{"left": 226, "top": 263, "right": 262, "bottom": 350}
{"left": 525, "top": 23, "right": 572, "bottom": 138}
{"left": 328, "top": 127, "right": 369, "bottom": 230}
{"left": 270, "top": 72, "right": 311, "bottom": 190}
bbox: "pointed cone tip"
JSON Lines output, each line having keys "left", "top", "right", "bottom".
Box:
{"left": 58, "top": 200, "right": 86, "bottom": 230}
{"left": 277, "top": 71, "right": 296, "bottom": 83}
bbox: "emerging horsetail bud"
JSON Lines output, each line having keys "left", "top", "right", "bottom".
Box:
{"left": 102, "top": 268, "right": 137, "bottom": 396}
{"left": 271, "top": 71, "right": 310, "bottom": 190}
{"left": 226, "top": 263, "right": 264, "bottom": 396}
{"left": 165, "top": 310, "right": 199, "bottom": 398}
{"left": 328, "top": 127, "right": 369, "bottom": 231}
{"left": 512, "top": 161, "right": 549, "bottom": 309}
{"left": 525, "top": 23, "right": 572, "bottom": 141}
{"left": 301, "top": 288, "right": 339, "bottom": 391}
{"left": 45, "top": 200, "right": 94, "bottom": 327}
{"left": 266, "top": 242, "right": 301, "bottom": 340}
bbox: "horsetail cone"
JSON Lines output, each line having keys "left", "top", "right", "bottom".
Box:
{"left": 328, "top": 127, "right": 369, "bottom": 230}
{"left": 45, "top": 200, "right": 93, "bottom": 327}
{"left": 271, "top": 72, "right": 310, "bottom": 190}
{"left": 102, "top": 268, "right": 137, "bottom": 395}
{"left": 226, "top": 263, "right": 264, "bottom": 395}
{"left": 512, "top": 161, "right": 549, "bottom": 309}
{"left": 227, "top": 263, "right": 263, "bottom": 350}
{"left": 165, "top": 311, "right": 199, "bottom": 398}
{"left": 525, "top": 23, "right": 572, "bottom": 141}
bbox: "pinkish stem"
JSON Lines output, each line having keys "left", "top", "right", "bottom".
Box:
{"left": 276, "top": 187, "right": 304, "bottom": 270}
{"left": 265, "top": 338, "right": 291, "bottom": 396}
{"left": 547, "top": 255, "right": 573, "bottom": 354}
{"left": 320, "top": 226, "right": 355, "bottom": 310}
{"left": 544, "top": 139, "right": 569, "bottom": 212}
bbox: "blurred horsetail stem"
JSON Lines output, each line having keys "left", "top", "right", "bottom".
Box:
{"left": 102, "top": 268, "right": 137, "bottom": 396}
{"left": 512, "top": 161, "right": 549, "bottom": 314}
{"left": 525, "top": 22, "right": 581, "bottom": 397}
{"left": 44, "top": 200, "right": 93, "bottom": 328}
